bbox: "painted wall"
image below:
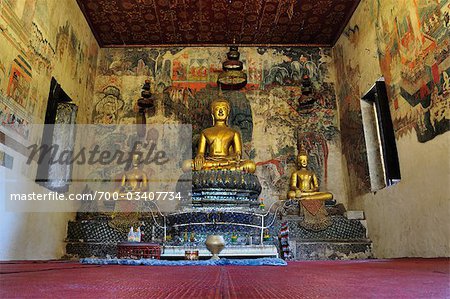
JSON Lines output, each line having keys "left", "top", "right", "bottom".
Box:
{"left": 2, "top": 0, "right": 447, "bottom": 260}
{"left": 93, "top": 47, "right": 347, "bottom": 209}
{"left": 0, "top": 0, "right": 99, "bottom": 260}
{"left": 334, "top": 0, "right": 449, "bottom": 257}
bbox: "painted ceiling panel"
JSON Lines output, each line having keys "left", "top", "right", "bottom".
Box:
{"left": 77, "top": 0, "right": 360, "bottom": 47}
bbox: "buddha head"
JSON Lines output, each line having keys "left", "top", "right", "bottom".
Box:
{"left": 131, "top": 153, "right": 142, "bottom": 168}
{"left": 211, "top": 99, "right": 230, "bottom": 124}
{"left": 297, "top": 149, "right": 308, "bottom": 168}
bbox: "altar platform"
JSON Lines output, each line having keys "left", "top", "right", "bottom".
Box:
{"left": 161, "top": 245, "right": 278, "bottom": 259}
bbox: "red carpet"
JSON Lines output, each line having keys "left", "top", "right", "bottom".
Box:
{"left": 1, "top": 259, "right": 449, "bottom": 298}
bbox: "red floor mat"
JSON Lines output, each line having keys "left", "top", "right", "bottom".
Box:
{"left": 1, "top": 258, "right": 449, "bottom": 298}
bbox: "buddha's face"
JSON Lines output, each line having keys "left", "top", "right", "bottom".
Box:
{"left": 212, "top": 101, "right": 230, "bottom": 121}
{"left": 132, "top": 154, "right": 141, "bottom": 167}
{"left": 298, "top": 154, "right": 308, "bottom": 168}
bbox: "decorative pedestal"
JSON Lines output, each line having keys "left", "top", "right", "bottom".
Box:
{"left": 276, "top": 203, "right": 373, "bottom": 260}
{"left": 66, "top": 170, "right": 279, "bottom": 259}
{"left": 65, "top": 217, "right": 165, "bottom": 258}
{"left": 117, "top": 242, "right": 161, "bottom": 259}
{"left": 179, "top": 170, "right": 262, "bottom": 207}
{"left": 166, "top": 170, "right": 277, "bottom": 258}
{"left": 162, "top": 245, "right": 278, "bottom": 259}
{"left": 165, "top": 207, "right": 275, "bottom": 245}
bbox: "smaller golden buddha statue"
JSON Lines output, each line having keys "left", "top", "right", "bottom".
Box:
{"left": 117, "top": 154, "right": 148, "bottom": 193}
{"left": 182, "top": 98, "right": 256, "bottom": 173}
{"left": 285, "top": 149, "right": 333, "bottom": 230}
{"left": 110, "top": 154, "right": 148, "bottom": 233}
{"left": 287, "top": 150, "right": 333, "bottom": 201}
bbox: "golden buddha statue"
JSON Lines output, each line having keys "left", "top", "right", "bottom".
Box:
{"left": 117, "top": 154, "right": 148, "bottom": 193}
{"left": 110, "top": 153, "right": 148, "bottom": 233}
{"left": 287, "top": 150, "right": 333, "bottom": 201}
{"left": 182, "top": 98, "right": 256, "bottom": 173}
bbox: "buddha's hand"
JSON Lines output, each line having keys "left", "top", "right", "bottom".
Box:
{"left": 234, "top": 152, "right": 241, "bottom": 163}
{"left": 295, "top": 189, "right": 302, "bottom": 198}
{"left": 194, "top": 155, "right": 205, "bottom": 171}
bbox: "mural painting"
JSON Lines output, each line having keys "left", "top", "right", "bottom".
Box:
{"left": 335, "top": 0, "right": 449, "bottom": 200}
{"left": 0, "top": 58, "right": 6, "bottom": 94}
{"left": 0, "top": 0, "right": 99, "bottom": 126}
{"left": 172, "top": 57, "right": 188, "bottom": 81}
{"left": 93, "top": 86, "right": 125, "bottom": 124}
{"left": 187, "top": 59, "right": 209, "bottom": 82}
{"left": 29, "top": 22, "right": 55, "bottom": 76}
{"left": 0, "top": 102, "right": 30, "bottom": 140}
{"left": 93, "top": 47, "right": 341, "bottom": 203}
{"left": 375, "top": 0, "right": 449, "bottom": 142}
{"left": 333, "top": 44, "right": 371, "bottom": 196}
{"left": 6, "top": 57, "right": 32, "bottom": 108}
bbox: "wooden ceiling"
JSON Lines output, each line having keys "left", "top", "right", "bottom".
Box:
{"left": 77, "top": 0, "right": 361, "bottom": 47}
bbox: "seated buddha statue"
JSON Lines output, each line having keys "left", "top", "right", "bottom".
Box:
{"left": 111, "top": 154, "right": 147, "bottom": 228}
{"left": 117, "top": 154, "right": 148, "bottom": 193}
{"left": 182, "top": 99, "right": 256, "bottom": 173}
{"left": 287, "top": 150, "right": 333, "bottom": 201}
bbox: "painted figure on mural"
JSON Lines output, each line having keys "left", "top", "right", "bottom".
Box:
{"left": 7, "top": 72, "right": 19, "bottom": 100}
{"left": 182, "top": 98, "right": 256, "bottom": 173}
{"left": 93, "top": 86, "right": 124, "bottom": 124}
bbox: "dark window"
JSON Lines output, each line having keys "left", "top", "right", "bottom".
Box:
{"left": 36, "top": 77, "right": 77, "bottom": 192}
{"left": 362, "top": 78, "right": 401, "bottom": 187}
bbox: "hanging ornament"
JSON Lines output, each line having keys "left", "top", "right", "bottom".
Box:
{"left": 217, "top": 46, "right": 247, "bottom": 90}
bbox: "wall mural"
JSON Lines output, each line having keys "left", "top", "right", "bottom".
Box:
{"left": 0, "top": 58, "right": 7, "bottom": 94}
{"left": 29, "top": 22, "right": 55, "bottom": 76}
{"left": 93, "top": 47, "right": 340, "bottom": 203}
{"left": 335, "top": 0, "right": 450, "bottom": 199}
{"left": 375, "top": 0, "right": 449, "bottom": 142}
{"left": 333, "top": 44, "right": 371, "bottom": 196}
{"left": 0, "top": 0, "right": 99, "bottom": 127}
{"left": 6, "top": 56, "right": 32, "bottom": 108}
{"left": 0, "top": 101, "right": 30, "bottom": 140}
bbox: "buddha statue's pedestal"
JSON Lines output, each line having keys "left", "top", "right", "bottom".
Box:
{"left": 167, "top": 169, "right": 278, "bottom": 258}
{"left": 273, "top": 148, "right": 372, "bottom": 260}
{"left": 180, "top": 170, "right": 262, "bottom": 208}
{"left": 275, "top": 201, "right": 373, "bottom": 260}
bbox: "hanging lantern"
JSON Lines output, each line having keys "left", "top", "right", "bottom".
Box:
{"left": 217, "top": 46, "right": 247, "bottom": 90}
{"left": 136, "top": 79, "right": 155, "bottom": 137}
{"left": 298, "top": 74, "right": 316, "bottom": 112}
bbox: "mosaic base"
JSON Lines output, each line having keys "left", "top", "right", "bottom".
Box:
{"left": 276, "top": 216, "right": 368, "bottom": 240}
{"left": 66, "top": 219, "right": 165, "bottom": 243}
{"left": 292, "top": 241, "right": 373, "bottom": 260}
{"left": 276, "top": 214, "right": 373, "bottom": 260}
{"left": 66, "top": 242, "right": 117, "bottom": 258}
{"left": 178, "top": 170, "right": 262, "bottom": 207}
{"left": 66, "top": 209, "right": 276, "bottom": 258}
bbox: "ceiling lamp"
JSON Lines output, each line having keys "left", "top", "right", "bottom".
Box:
{"left": 217, "top": 46, "right": 247, "bottom": 90}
